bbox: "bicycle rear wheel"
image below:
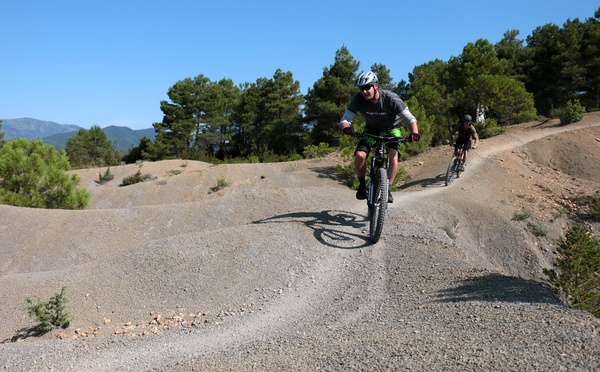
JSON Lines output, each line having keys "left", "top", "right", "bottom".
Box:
{"left": 445, "top": 156, "right": 458, "bottom": 186}
{"left": 368, "top": 167, "right": 389, "bottom": 243}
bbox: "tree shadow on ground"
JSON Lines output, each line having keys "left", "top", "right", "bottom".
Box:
{"left": 399, "top": 174, "right": 447, "bottom": 189}
{"left": 530, "top": 118, "right": 553, "bottom": 128}
{"left": 2, "top": 326, "right": 45, "bottom": 344}
{"left": 309, "top": 166, "right": 348, "bottom": 186}
{"left": 435, "top": 273, "right": 558, "bottom": 304}
{"left": 253, "top": 210, "right": 372, "bottom": 249}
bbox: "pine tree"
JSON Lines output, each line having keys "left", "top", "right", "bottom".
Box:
{"left": 0, "top": 138, "right": 89, "bottom": 209}
{"left": 65, "top": 125, "right": 120, "bottom": 169}
{"left": 304, "top": 45, "right": 360, "bottom": 146}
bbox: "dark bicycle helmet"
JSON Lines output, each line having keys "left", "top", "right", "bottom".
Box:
{"left": 463, "top": 114, "right": 472, "bottom": 122}
{"left": 354, "top": 71, "right": 378, "bottom": 87}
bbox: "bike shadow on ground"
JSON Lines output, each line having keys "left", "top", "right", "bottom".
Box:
{"left": 434, "top": 273, "right": 557, "bottom": 304}
{"left": 398, "top": 174, "right": 447, "bottom": 189}
{"left": 252, "top": 210, "right": 372, "bottom": 249}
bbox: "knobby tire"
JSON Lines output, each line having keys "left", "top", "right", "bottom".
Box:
{"left": 369, "top": 167, "right": 389, "bottom": 243}
{"left": 445, "top": 156, "right": 458, "bottom": 186}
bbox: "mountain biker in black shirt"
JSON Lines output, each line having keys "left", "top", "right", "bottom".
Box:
{"left": 445, "top": 114, "right": 479, "bottom": 170}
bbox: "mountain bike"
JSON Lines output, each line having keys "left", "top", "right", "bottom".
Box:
{"left": 445, "top": 143, "right": 469, "bottom": 186}
{"left": 354, "top": 132, "right": 410, "bottom": 243}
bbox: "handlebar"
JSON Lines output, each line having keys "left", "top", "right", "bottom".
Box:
{"left": 353, "top": 132, "right": 411, "bottom": 143}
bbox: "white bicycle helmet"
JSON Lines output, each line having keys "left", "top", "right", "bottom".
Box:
{"left": 354, "top": 71, "right": 378, "bottom": 87}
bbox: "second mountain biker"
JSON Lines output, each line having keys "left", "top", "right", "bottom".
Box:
{"left": 339, "top": 71, "right": 420, "bottom": 203}
{"left": 445, "top": 114, "right": 479, "bottom": 171}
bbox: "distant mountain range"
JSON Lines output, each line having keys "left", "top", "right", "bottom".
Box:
{"left": 1, "top": 118, "right": 156, "bottom": 151}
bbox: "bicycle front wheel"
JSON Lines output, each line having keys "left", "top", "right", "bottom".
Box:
{"left": 445, "top": 156, "right": 458, "bottom": 186}
{"left": 368, "top": 167, "right": 389, "bottom": 243}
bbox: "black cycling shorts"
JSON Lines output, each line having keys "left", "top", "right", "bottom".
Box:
{"left": 455, "top": 138, "right": 472, "bottom": 151}
{"left": 355, "top": 127, "right": 402, "bottom": 155}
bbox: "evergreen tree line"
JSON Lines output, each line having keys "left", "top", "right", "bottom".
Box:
{"left": 15, "top": 8, "right": 594, "bottom": 167}
{"left": 119, "top": 8, "right": 600, "bottom": 163}
{"left": 1, "top": 8, "right": 599, "bottom": 170}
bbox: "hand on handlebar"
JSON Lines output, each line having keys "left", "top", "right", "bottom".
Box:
{"left": 342, "top": 126, "right": 354, "bottom": 136}
{"left": 409, "top": 133, "right": 421, "bottom": 142}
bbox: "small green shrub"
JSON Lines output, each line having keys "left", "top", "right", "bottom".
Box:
{"left": 512, "top": 209, "right": 532, "bottom": 221}
{"left": 558, "top": 99, "right": 586, "bottom": 125}
{"left": 544, "top": 225, "right": 600, "bottom": 317}
{"left": 97, "top": 167, "right": 114, "bottom": 184}
{"left": 25, "top": 287, "right": 72, "bottom": 334}
{"left": 441, "top": 223, "right": 458, "bottom": 240}
{"left": 527, "top": 221, "right": 548, "bottom": 237}
{"left": 481, "top": 126, "right": 507, "bottom": 138}
{"left": 339, "top": 147, "right": 354, "bottom": 157}
{"left": 303, "top": 142, "right": 335, "bottom": 159}
{"left": 120, "top": 169, "right": 153, "bottom": 186}
{"left": 288, "top": 153, "right": 303, "bottom": 161}
{"left": 210, "top": 178, "right": 230, "bottom": 193}
{"left": 476, "top": 118, "right": 507, "bottom": 139}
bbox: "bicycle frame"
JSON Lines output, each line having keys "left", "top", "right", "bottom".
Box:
{"left": 445, "top": 143, "right": 469, "bottom": 186}
{"left": 354, "top": 132, "right": 410, "bottom": 243}
{"left": 454, "top": 145, "right": 468, "bottom": 165}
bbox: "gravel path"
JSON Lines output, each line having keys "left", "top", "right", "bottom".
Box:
{"left": 1, "top": 115, "right": 599, "bottom": 371}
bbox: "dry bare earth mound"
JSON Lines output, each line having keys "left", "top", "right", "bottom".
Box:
{"left": 1, "top": 114, "right": 599, "bottom": 371}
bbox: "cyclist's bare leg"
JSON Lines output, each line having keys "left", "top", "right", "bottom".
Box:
{"left": 387, "top": 148, "right": 399, "bottom": 184}
{"left": 462, "top": 150, "right": 469, "bottom": 166}
{"left": 355, "top": 150, "right": 368, "bottom": 178}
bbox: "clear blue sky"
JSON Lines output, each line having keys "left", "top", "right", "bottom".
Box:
{"left": 1, "top": 1, "right": 598, "bottom": 130}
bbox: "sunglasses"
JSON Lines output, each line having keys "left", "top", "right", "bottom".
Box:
{"left": 359, "top": 85, "right": 373, "bottom": 91}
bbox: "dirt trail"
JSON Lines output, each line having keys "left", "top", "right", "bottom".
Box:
{"left": 0, "top": 114, "right": 599, "bottom": 371}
